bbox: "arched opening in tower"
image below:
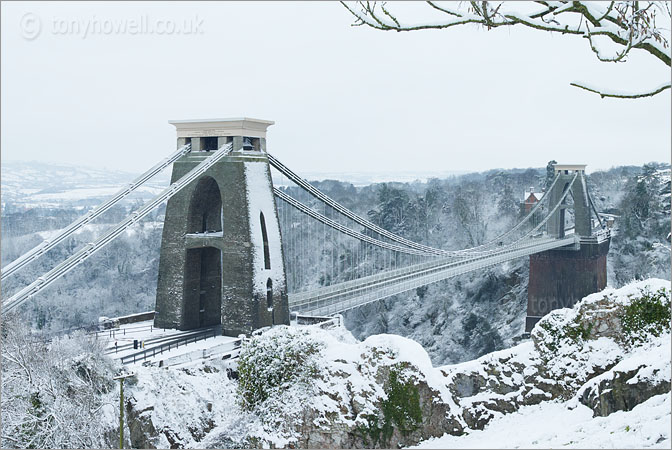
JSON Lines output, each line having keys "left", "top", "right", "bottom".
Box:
{"left": 266, "top": 278, "right": 273, "bottom": 311}
{"left": 266, "top": 278, "right": 274, "bottom": 324}
{"left": 260, "top": 212, "right": 271, "bottom": 270}
{"left": 188, "top": 176, "right": 222, "bottom": 234}
{"left": 184, "top": 246, "right": 222, "bottom": 329}
{"left": 183, "top": 177, "right": 223, "bottom": 329}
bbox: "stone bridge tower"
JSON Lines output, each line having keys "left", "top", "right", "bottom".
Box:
{"left": 525, "top": 164, "right": 610, "bottom": 332}
{"left": 154, "top": 118, "right": 290, "bottom": 336}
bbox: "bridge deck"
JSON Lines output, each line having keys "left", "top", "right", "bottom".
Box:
{"left": 290, "top": 235, "right": 578, "bottom": 316}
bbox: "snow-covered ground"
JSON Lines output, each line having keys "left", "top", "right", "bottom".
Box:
{"left": 122, "top": 279, "right": 670, "bottom": 449}
{"left": 29, "top": 185, "right": 165, "bottom": 202}
{"left": 1, "top": 160, "right": 170, "bottom": 211}
{"left": 97, "top": 319, "right": 240, "bottom": 367}
{"left": 413, "top": 394, "right": 670, "bottom": 449}
{"left": 99, "top": 320, "right": 185, "bottom": 354}
{"left": 411, "top": 278, "right": 672, "bottom": 449}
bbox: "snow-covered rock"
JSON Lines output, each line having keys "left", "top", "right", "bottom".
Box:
{"left": 123, "top": 278, "right": 670, "bottom": 448}
{"left": 411, "top": 393, "right": 670, "bottom": 449}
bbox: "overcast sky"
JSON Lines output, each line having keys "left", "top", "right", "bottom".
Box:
{"left": 2, "top": 2, "right": 670, "bottom": 176}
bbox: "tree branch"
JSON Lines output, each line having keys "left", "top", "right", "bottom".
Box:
{"left": 426, "top": 1, "right": 463, "bottom": 18}
{"left": 342, "top": 1, "right": 671, "bottom": 62}
{"left": 569, "top": 81, "right": 672, "bottom": 98}
{"left": 340, "top": 1, "right": 671, "bottom": 98}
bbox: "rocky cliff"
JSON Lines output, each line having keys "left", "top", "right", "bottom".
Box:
{"left": 124, "top": 278, "right": 670, "bottom": 448}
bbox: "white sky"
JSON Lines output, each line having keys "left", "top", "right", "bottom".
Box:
{"left": 1, "top": 1, "right": 670, "bottom": 175}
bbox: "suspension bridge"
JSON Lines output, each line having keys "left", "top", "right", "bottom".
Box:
{"left": 1, "top": 118, "right": 610, "bottom": 345}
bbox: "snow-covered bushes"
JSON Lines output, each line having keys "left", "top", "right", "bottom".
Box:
{"left": 355, "top": 362, "right": 424, "bottom": 447}
{"left": 533, "top": 280, "right": 671, "bottom": 359}
{"left": 237, "top": 326, "right": 324, "bottom": 410}
{"left": 235, "top": 326, "right": 331, "bottom": 445}
{"left": 535, "top": 312, "right": 595, "bottom": 355}
{"left": 233, "top": 326, "right": 463, "bottom": 448}
{"left": 1, "top": 319, "right": 119, "bottom": 448}
{"left": 620, "top": 287, "right": 671, "bottom": 345}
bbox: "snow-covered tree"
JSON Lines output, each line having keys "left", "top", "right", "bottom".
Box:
{"left": 1, "top": 318, "right": 118, "bottom": 448}
{"left": 342, "top": 1, "right": 671, "bottom": 98}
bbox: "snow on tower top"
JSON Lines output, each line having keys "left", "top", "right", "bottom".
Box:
{"left": 169, "top": 118, "right": 275, "bottom": 138}
{"left": 554, "top": 164, "right": 587, "bottom": 173}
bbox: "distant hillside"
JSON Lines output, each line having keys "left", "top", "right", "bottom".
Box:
{"left": 1, "top": 160, "right": 171, "bottom": 211}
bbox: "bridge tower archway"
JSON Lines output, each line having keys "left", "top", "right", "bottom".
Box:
{"left": 187, "top": 176, "right": 222, "bottom": 234}
{"left": 154, "top": 118, "right": 290, "bottom": 336}
{"left": 547, "top": 165, "right": 592, "bottom": 238}
{"left": 184, "top": 246, "right": 222, "bottom": 329}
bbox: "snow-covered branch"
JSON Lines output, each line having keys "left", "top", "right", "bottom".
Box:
{"left": 341, "top": 1, "right": 671, "bottom": 98}
{"left": 569, "top": 81, "right": 672, "bottom": 98}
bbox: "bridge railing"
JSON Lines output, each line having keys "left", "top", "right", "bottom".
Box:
{"left": 289, "top": 235, "right": 568, "bottom": 309}
{"left": 293, "top": 313, "right": 342, "bottom": 328}
{"left": 119, "top": 326, "right": 223, "bottom": 365}
{"left": 96, "top": 323, "right": 157, "bottom": 341}
{"left": 292, "top": 235, "right": 578, "bottom": 315}
{"left": 581, "top": 228, "right": 611, "bottom": 244}
{"left": 287, "top": 175, "right": 579, "bottom": 309}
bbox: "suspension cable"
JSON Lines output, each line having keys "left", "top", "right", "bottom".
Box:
{"left": 268, "top": 154, "right": 451, "bottom": 255}
{"left": 274, "top": 189, "right": 435, "bottom": 256}
{"left": 587, "top": 189, "right": 605, "bottom": 229}
{"left": 525, "top": 172, "right": 578, "bottom": 236}
{"left": 2, "top": 143, "right": 232, "bottom": 315}
{"left": 453, "top": 173, "right": 561, "bottom": 253}
{"left": 451, "top": 172, "right": 577, "bottom": 256}
{"left": 270, "top": 154, "right": 564, "bottom": 256}
{"left": 1, "top": 143, "right": 192, "bottom": 281}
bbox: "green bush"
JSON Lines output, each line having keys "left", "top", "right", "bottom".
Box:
{"left": 620, "top": 288, "right": 671, "bottom": 345}
{"left": 538, "top": 317, "right": 594, "bottom": 353}
{"left": 237, "top": 327, "right": 323, "bottom": 410}
{"left": 357, "top": 363, "right": 423, "bottom": 447}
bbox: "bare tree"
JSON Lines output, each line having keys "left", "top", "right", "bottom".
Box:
{"left": 342, "top": 1, "right": 671, "bottom": 99}
{"left": 1, "top": 318, "right": 118, "bottom": 448}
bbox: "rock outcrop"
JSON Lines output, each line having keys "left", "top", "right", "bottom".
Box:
{"left": 124, "top": 279, "right": 670, "bottom": 449}
{"left": 579, "top": 366, "right": 671, "bottom": 417}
